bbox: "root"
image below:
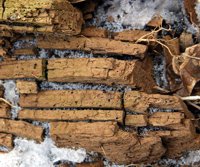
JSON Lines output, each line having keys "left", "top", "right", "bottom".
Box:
{"left": 0, "top": 98, "right": 14, "bottom": 107}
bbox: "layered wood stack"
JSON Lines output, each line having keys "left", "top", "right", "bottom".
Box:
{"left": 0, "top": 0, "right": 200, "bottom": 166}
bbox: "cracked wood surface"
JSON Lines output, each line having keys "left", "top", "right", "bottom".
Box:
{"left": 47, "top": 58, "right": 155, "bottom": 90}
{"left": 0, "top": 133, "right": 13, "bottom": 150}
{"left": 16, "top": 80, "right": 38, "bottom": 94}
{"left": 18, "top": 109, "right": 123, "bottom": 123}
{"left": 37, "top": 36, "right": 148, "bottom": 58}
{"left": 0, "top": 119, "right": 43, "bottom": 142}
{"left": 0, "top": 59, "right": 45, "bottom": 80}
{"left": 19, "top": 90, "right": 122, "bottom": 109}
{"left": 0, "top": 0, "right": 83, "bottom": 35}
{"left": 50, "top": 122, "right": 165, "bottom": 164}
{"left": 0, "top": 101, "right": 11, "bottom": 118}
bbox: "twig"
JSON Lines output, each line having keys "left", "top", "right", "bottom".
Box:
{"left": 181, "top": 96, "right": 200, "bottom": 101}
{"left": 0, "top": 98, "right": 13, "bottom": 107}
{"left": 100, "top": 146, "right": 107, "bottom": 157}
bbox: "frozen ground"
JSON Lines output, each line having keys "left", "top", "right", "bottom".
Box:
{"left": 0, "top": 0, "right": 200, "bottom": 166}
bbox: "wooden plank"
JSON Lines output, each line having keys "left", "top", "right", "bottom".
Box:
{"left": 16, "top": 80, "right": 38, "bottom": 94}
{"left": 0, "top": 59, "right": 45, "bottom": 80}
{"left": 19, "top": 90, "right": 122, "bottom": 109}
{"left": 18, "top": 109, "right": 123, "bottom": 123}
{"left": 37, "top": 36, "right": 148, "bottom": 58}
{"left": 47, "top": 58, "right": 155, "bottom": 90}
{"left": 0, "top": 119, "right": 43, "bottom": 142}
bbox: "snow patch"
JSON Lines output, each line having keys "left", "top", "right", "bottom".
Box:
{"left": 0, "top": 138, "right": 86, "bottom": 167}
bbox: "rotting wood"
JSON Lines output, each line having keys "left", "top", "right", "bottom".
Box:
{"left": 0, "top": 119, "right": 43, "bottom": 142}
{"left": 81, "top": 26, "right": 108, "bottom": 38}
{"left": 16, "top": 80, "right": 38, "bottom": 94}
{"left": 14, "top": 48, "right": 37, "bottom": 56}
{"left": 0, "top": 133, "right": 13, "bottom": 150}
{"left": 37, "top": 36, "right": 148, "bottom": 58}
{"left": 180, "top": 32, "right": 193, "bottom": 51}
{"left": 0, "top": 101, "right": 11, "bottom": 118}
{"left": 124, "top": 91, "right": 185, "bottom": 113}
{"left": 18, "top": 109, "right": 123, "bottom": 123}
{"left": 125, "top": 115, "right": 147, "bottom": 127}
{"left": 113, "top": 30, "right": 157, "bottom": 42}
{"left": 177, "top": 44, "right": 200, "bottom": 96}
{"left": 148, "top": 112, "right": 184, "bottom": 127}
{"left": 0, "top": 85, "right": 4, "bottom": 97}
{"left": 76, "top": 160, "right": 104, "bottom": 167}
{"left": 47, "top": 58, "right": 156, "bottom": 91}
{"left": 0, "top": 59, "right": 45, "bottom": 80}
{"left": 50, "top": 121, "right": 165, "bottom": 164}
{"left": 19, "top": 90, "right": 122, "bottom": 109}
{"left": 0, "top": 0, "right": 84, "bottom": 35}
{"left": 147, "top": 15, "right": 163, "bottom": 27}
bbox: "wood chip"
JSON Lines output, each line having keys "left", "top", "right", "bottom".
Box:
{"left": 125, "top": 115, "right": 147, "bottom": 127}
{"left": 16, "top": 80, "right": 38, "bottom": 94}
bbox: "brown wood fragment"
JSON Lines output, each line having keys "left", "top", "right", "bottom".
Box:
{"left": 16, "top": 80, "right": 38, "bottom": 94}
{"left": 180, "top": 32, "right": 193, "bottom": 51}
{"left": 14, "top": 48, "right": 37, "bottom": 56}
{"left": 125, "top": 115, "right": 147, "bottom": 127}
{"left": 0, "top": 101, "right": 11, "bottom": 118}
{"left": 19, "top": 90, "right": 122, "bottom": 109}
{"left": 0, "top": 133, "right": 13, "bottom": 150}
{"left": 148, "top": 112, "right": 184, "bottom": 127}
{"left": 81, "top": 27, "right": 108, "bottom": 38}
{"left": 124, "top": 91, "right": 185, "bottom": 113}
{"left": 0, "top": 0, "right": 83, "bottom": 35}
{"left": 76, "top": 161, "right": 104, "bottom": 167}
{"left": 177, "top": 44, "right": 200, "bottom": 96}
{"left": 113, "top": 30, "right": 156, "bottom": 42}
{"left": 37, "top": 36, "right": 148, "bottom": 58}
{"left": 18, "top": 109, "right": 123, "bottom": 123}
{"left": 0, "top": 59, "right": 45, "bottom": 80}
{"left": 0, "top": 119, "right": 43, "bottom": 142}
{"left": 184, "top": 0, "right": 198, "bottom": 25}
{"left": 47, "top": 58, "right": 155, "bottom": 91}
{"left": 147, "top": 15, "right": 163, "bottom": 27}
{"left": 50, "top": 122, "right": 165, "bottom": 164}
{"left": 0, "top": 85, "right": 4, "bottom": 97}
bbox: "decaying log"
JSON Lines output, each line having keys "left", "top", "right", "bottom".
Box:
{"left": 0, "top": 133, "right": 13, "bottom": 150}
{"left": 0, "top": 59, "right": 45, "bottom": 80}
{"left": 47, "top": 58, "right": 155, "bottom": 91}
{"left": 16, "top": 80, "right": 38, "bottom": 94}
{"left": 125, "top": 115, "right": 147, "bottom": 127}
{"left": 0, "top": 119, "right": 43, "bottom": 142}
{"left": 177, "top": 44, "right": 200, "bottom": 96}
{"left": 0, "top": 101, "right": 11, "bottom": 118}
{"left": 0, "top": 0, "right": 83, "bottom": 35}
{"left": 37, "top": 36, "right": 148, "bottom": 58}
{"left": 19, "top": 90, "right": 122, "bottom": 109}
{"left": 50, "top": 122, "right": 165, "bottom": 164}
{"left": 18, "top": 109, "right": 123, "bottom": 123}
{"left": 124, "top": 91, "right": 185, "bottom": 113}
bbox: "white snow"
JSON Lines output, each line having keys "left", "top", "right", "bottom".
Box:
{"left": 0, "top": 138, "right": 86, "bottom": 167}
